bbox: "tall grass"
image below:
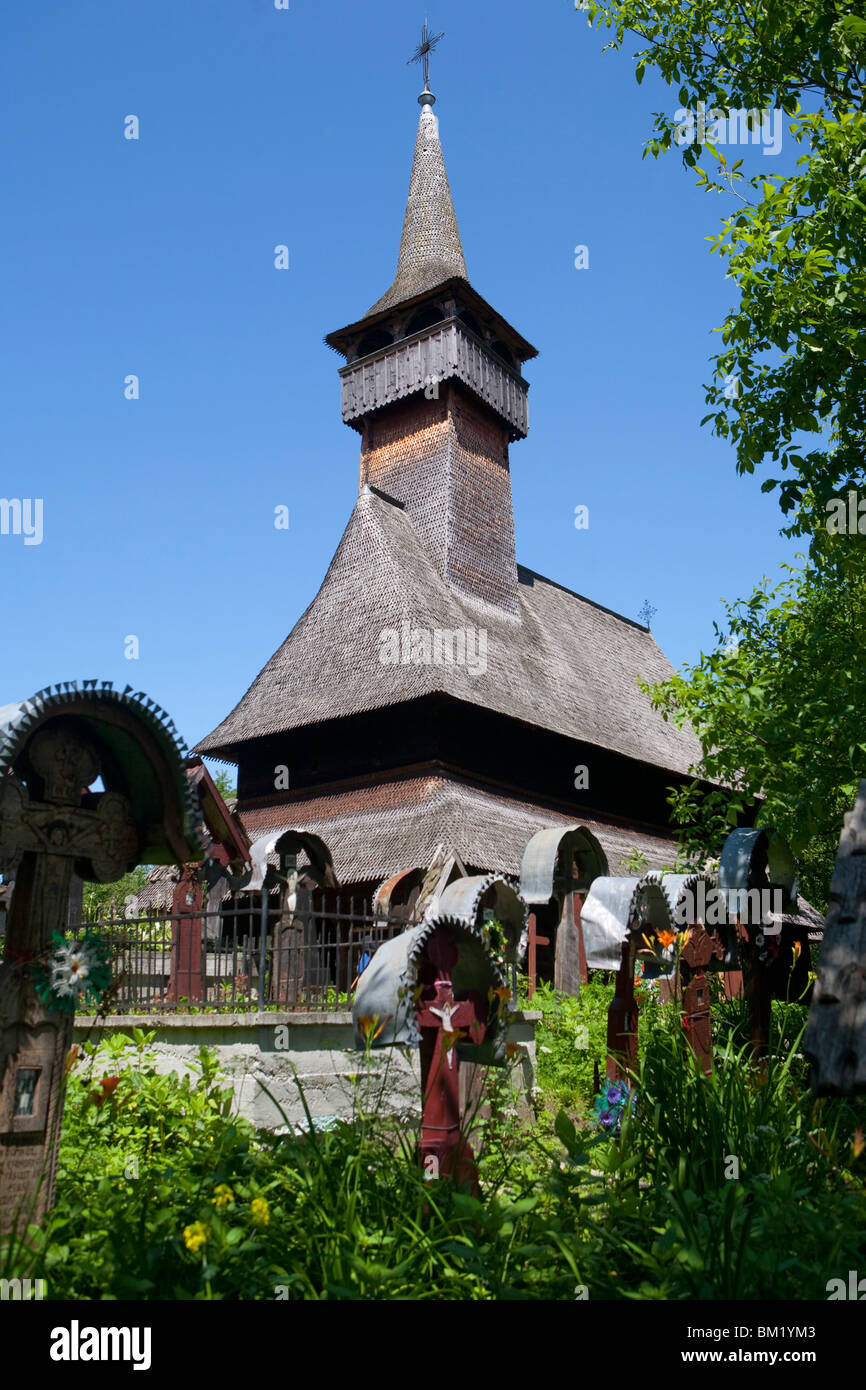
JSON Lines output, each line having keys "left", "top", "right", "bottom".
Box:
{"left": 3, "top": 991, "right": 864, "bottom": 1300}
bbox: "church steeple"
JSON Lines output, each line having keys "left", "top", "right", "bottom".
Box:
{"left": 325, "top": 49, "right": 537, "bottom": 615}
{"left": 366, "top": 91, "right": 468, "bottom": 317}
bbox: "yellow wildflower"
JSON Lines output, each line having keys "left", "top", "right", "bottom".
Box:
{"left": 183, "top": 1221, "right": 208, "bottom": 1253}
{"left": 250, "top": 1197, "right": 270, "bottom": 1227}
{"left": 212, "top": 1184, "right": 234, "bottom": 1209}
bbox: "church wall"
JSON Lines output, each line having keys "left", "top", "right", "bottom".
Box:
{"left": 446, "top": 390, "right": 518, "bottom": 613}
{"left": 235, "top": 695, "right": 686, "bottom": 832}
{"left": 358, "top": 385, "right": 518, "bottom": 613}
{"left": 360, "top": 394, "right": 450, "bottom": 576}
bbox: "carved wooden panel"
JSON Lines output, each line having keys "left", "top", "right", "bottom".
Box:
{"left": 340, "top": 322, "right": 529, "bottom": 438}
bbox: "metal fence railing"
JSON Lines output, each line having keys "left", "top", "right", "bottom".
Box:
{"left": 65, "top": 891, "right": 402, "bottom": 1014}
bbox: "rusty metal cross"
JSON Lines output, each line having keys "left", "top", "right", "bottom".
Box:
{"left": 407, "top": 20, "right": 445, "bottom": 92}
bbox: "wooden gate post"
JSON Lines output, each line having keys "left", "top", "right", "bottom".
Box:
{"left": 167, "top": 866, "right": 203, "bottom": 1003}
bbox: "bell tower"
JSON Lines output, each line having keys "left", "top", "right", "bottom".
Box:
{"left": 325, "top": 49, "right": 537, "bottom": 615}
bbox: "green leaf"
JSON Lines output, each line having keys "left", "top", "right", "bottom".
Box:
{"left": 554, "top": 1109, "right": 578, "bottom": 1151}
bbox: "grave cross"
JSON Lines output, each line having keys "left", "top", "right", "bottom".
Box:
{"left": 0, "top": 726, "right": 139, "bottom": 952}
{"left": 0, "top": 725, "right": 139, "bottom": 1228}
{"left": 416, "top": 925, "right": 485, "bottom": 1191}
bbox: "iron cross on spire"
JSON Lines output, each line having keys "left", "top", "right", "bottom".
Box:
{"left": 407, "top": 19, "right": 445, "bottom": 92}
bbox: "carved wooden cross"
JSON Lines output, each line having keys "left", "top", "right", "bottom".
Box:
{"left": 680, "top": 922, "right": 725, "bottom": 1075}
{"left": 0, "top": 725, "right": 139, "bottom": 1229}
{"left": 416, "top": 926, "right": 485, "bottom": 1191}
{"left": 0, "top": 727, "right": 139, "bottom": 953}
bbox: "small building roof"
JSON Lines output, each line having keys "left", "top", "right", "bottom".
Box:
{"left": 233, "top": 772, "right": 683, "bottom": 887}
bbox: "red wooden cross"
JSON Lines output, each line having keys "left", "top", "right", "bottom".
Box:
{"left": 526, "top": 911, "right": 549, "bottom": 1001}
{"left": 416, "top": 926, "right": 486, "bottom": 1192}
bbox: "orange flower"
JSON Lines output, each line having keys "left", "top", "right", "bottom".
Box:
{"left": 656, "top": 929, "right": 676, "bottom": 950}
{"left": 357, "top": 1013, "right": 390, "bottom": 1041}
{"left": 65, "top": 1044, "right": 82, "bottom": 1075}
{"left": 792, "top": 940, "right": 802, "bottom": 960}
{"left": 90, "top": 1075, "right": 120, "bottom": 1108}
{"left": 853, "top": 1127, "right": 865, "bottom": 1160}
{"left": 489, "top": 986, "right": 511, "bottom": 1017}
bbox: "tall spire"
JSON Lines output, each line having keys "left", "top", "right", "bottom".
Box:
{"left": 366, "top": 44, "right": 468, "bottom": 317}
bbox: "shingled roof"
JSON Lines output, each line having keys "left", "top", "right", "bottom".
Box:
{"left": 365, "top": 98, "right": 468, "bottom": 319}
{"left": 235, "top": 773, "right": 682, "bottom": 886}
{"left": 196, "top": 486, "right": 701, "bottom": 777}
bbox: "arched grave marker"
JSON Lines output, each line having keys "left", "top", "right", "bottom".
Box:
{"left": 520, "top": 824, "right": 608, "bottom": 997}
{"left": 0, "top": 683, "right": 201, "bottom": 1232}
{"left": 352, "top": 913, "right": 509, "bottom": 1192}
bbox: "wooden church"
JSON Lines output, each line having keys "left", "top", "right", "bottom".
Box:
{"left": 195, "top": 68, "right": 702, "bottom": 905}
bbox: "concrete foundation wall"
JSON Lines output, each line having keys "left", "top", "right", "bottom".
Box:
{"left": 74, "top": 1010, "right": 539, "bottom": 1132}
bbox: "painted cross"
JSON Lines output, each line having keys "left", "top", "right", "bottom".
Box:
{"left": 680, "top": 922, "right": 725, "bottom": 1075}
{"left": 415, "top": 926, "right": 486, "bottom": 1191}
{"left": 526, "top": 912, "right": 549, "bottom": 1001}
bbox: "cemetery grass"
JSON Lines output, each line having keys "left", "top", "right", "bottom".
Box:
{"left": 5, "top": 991, "right": 866, "bottom": 1300}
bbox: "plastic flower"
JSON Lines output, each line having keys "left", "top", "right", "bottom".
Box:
{"left": 592, "top": 1080, "right": 635, "bottom": 1137}
{"left": 212, "top": 1184, "right": 235, "bottom": 1209}
{"left": 183, "top": 1221, "right": 208, "bottom": 1253}
{"left": 250, "top": 1197, "right": 270, "bottom": 1227}
{"left": 34, "top": 930, "right": 112, "bottom": 1013}
{"left": 50, "top": 944, "right": 93, "bottom": 997}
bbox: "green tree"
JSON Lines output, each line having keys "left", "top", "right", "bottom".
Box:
{"left": 642, "top": 538, "right": 866, "bottom": 907}
{"left": 82, "top": 865, "right": 149, "bottom": 921}
{"left": 582, "top": 0, "right": 866, "bottom": 531}
{"left": 212, "top": 769, "right": 237, "bottom": 802}
{"left": 581, "top": 0, "right": 866, "bottom": 898}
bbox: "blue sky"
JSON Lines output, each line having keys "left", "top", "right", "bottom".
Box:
{"left": 1, "top": 0, "right": 798, "bottom": 767}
